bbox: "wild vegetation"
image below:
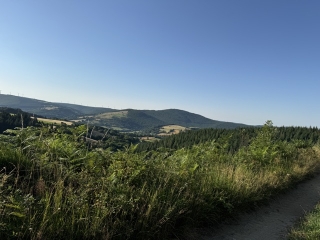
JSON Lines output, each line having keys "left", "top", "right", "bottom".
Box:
{"left": 288, "top": 178, "right": 320, "bottom": 240}
{"left": 1, "top": 120, "right": 320, "bottom": 239}
{"left": 137, "top": 125, "right": 320, "bottom": 153}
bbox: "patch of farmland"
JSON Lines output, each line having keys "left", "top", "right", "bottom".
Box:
{"left": 158, "top": 125, "right": 190, "bottom": 136}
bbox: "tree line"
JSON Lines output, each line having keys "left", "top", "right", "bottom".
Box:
{"left": 0, "top": 107, "right": 39, "bottom": 133}
{"left": 136, "top": 124, "right": 320, "bottom": 153}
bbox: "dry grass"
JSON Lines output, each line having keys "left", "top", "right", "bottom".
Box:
{"left": 35, "top": 117, "right": 73, "bottom": 125}
{"left": 158, "top": 125, "right": 190, "bottom": 136}
{"left": 288, "top": 204, "right": 320, "bottom": 239}
{"left": 1, "top": 124, "right": 320, "bottom": 240}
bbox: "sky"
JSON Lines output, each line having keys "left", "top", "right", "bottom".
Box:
{"left": 1, "top": 1, "right": 320, "bottom": 127}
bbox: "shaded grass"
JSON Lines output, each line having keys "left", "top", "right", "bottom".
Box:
{"left": 288, "top": 203, "right": 320, "bottom": 240}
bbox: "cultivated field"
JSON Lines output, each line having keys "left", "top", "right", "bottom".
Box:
{"left": 158, "top": 124, "right": 189, "bottom": 136}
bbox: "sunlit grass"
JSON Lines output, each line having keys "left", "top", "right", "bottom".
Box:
{"left": 288, "top": 203, "right": 320, "bottom": 240}
{"left": 1, "top": 124, "right": 320, "bottom": 239}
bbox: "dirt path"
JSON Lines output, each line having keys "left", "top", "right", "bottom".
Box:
{"left": 188, "top": 173, "right": 320, "bottom": 240}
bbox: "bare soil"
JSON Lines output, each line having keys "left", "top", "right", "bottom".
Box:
{"left": 186, "top": 173, "right": 320, "bottom": 240}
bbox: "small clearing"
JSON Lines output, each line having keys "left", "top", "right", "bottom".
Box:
{"left": 188, "top": 173, "right": 320, "bottom": 240}
{"left": 140, "top": 136, "right": 159, "bottom": 142}
{"left": 36, "top": 117, "right": 73, "bottom": 126}
{"left": 158, "top": 125, "right": 189, "bottom": 136}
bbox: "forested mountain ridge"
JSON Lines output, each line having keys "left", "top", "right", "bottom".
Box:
{"left": 0, "top": 94, "right": 114, "bottom": 119}
{"left": 139, "top": 109, "right": 248, "bottom": 129}
{"left": 0, "top": 94, "right": 250, "bottom": 131}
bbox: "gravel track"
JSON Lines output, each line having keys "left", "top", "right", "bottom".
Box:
{"left": 187, "top": 173, "right": 320, "bottom": 240}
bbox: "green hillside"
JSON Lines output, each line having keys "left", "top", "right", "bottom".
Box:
{"left": 56, "top": 103, "right": 114, "bottom": 115}
{"left": 1, "top": 121, "right": 320, "bottom": 239}
{"left": 0, "top": 94, "right": 250, "bottom": 131}
{"left": 140, "top": 109, "right": 248, "bottom": 129}
{"left": 0, "top": 94, "right": 115, "bottom": 119}
{"left": 79, "top": 109, "right": 248, "bottom": 132}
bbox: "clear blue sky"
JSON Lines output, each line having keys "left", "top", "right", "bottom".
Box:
{"left": 1, "top": 1, "right": 319, "bottom": 127}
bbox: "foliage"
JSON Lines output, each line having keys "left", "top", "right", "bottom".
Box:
{"left": 0, "top": 107, "right": 40, "bottom": 133}
{"left": 136, "top": 122, "right": 320, "bottom": 153}
{"left": 0, "top": 121, "right": 320, "bottom": 239}
{"left": 288, "top": 202, "right": 320, "bottom": 239}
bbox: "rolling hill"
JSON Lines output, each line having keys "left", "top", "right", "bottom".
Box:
{"left": 0, "top": 94, "right": 250, "bottom": 131}
{"left": 0, "top": 94, "right": 114, "bottom": 119}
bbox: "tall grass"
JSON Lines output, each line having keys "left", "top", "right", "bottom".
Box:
{"left": 0, "top": 123, "right": 320, "bottom": 239}
{"left": 288, "top": 203, "right": 320, "bottom": 240}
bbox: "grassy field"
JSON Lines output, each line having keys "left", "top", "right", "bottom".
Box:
{"left": 158, "top": 124, "right": 190, "bottom": 136}
{"left": 1, "top": 122, "right": 320, "bottom": 239}
{"left": 288, "top": 203, "right": 320, "bottom": 239}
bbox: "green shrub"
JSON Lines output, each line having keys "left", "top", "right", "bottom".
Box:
{"left": 0, "top": 124, "right": 319, "bottom": 239}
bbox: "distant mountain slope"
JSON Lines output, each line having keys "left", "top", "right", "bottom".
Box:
{"left": 56, "top": 103, "right": 115, "bottom": 116}
{"left": 0, "top": 94, "right": 250, "bottom": 131}
{"left": 81, "top": 109, "right": 248, "bottom": 131}
{"left": 126, "top": 110, "right": 167, "bottom": 128}
{"left": 140, "top": 109, "right": 247, "bottom": 129}
{"left": 0, "top": 94, "right": 115, "bottom": 119}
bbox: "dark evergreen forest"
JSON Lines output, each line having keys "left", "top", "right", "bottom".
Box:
{"left": 0, "top": 108, "right": 139, "bottom": 152}
{"left": 0, "top": 107, "right": 40, "bottom": 133}
{"left": 136, "top": 126, "right": 320, "bottom": 153}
